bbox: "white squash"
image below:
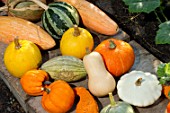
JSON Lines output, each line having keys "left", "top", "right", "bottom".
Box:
{"left": 83, "top": 51, "right": 116, "bottom": 97}
{"left": 117, "top": 70, "right": 162, "bottom": 107}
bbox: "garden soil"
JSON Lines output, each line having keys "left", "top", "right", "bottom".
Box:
{"left": 0, "top": 0, "right": 170, "bottom": 113}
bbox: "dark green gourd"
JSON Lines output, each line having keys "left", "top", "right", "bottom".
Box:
{"left": 42, "top": 2, "right": 79, "bottom": 39}
{"left": 30, "top": 0, "right": 79, "bottom": 39}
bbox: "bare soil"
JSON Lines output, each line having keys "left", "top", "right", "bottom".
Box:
{"left": 0, "top": 0, "right": 170, "bottom": 113}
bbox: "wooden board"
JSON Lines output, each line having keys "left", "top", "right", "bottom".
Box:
{"left": 0, "top": 39, "right": 168, "bottom": 113}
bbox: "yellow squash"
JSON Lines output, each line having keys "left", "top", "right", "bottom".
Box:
{"left": 60, "top": 25, "right": 94, "bottom": 59}
{"left": 4, "top": 38, "right": 42, "bottom": 78}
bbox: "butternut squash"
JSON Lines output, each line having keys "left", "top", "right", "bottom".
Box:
{"left": 56, "top": 0, "right": 119, "bottom": 35}
{"left": 83, "top": 51, "right": 116, "bottom": 97}
{"left": 0, "top": 16, "right": 56, "bottom": 50}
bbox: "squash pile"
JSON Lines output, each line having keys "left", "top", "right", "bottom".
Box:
{"left": 0, "top": 0, "right": 165, "bottom": 113}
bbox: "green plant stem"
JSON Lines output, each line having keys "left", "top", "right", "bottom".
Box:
{"left": 154, "top": 11, "right": 162, "bottom": 24}
{"left": 159, "top": 7, "right": 168, "bottom": 22}
{"left": 108, "top": 92, "right": 116, "bottom": 106}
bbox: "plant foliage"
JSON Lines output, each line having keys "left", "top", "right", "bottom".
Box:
{"left": 122, "top": 0, "right": 160, "bottom": 13}
{"left": 155, "top": 21, "right": 170, "bottom": 44}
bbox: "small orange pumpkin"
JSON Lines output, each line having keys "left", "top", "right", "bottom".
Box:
{"left": 162, "top": 85, "right": 170, "bottom": 100}
{"left": 41, "top": 80, "right": 75, "bottom": 113}
{"left": 165, "top": 102, "right": 170, "bottom": 113}
{"left": 20, "top": 69, "right": 49, "bottom": 96}
{"left": 95, "top": 38, "right": 135, "bottom": 77}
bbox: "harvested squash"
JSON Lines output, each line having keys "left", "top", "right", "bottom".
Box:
{"left": 41, "top": 80, "right": 75, "bottom": 113}
{"left": 83, "top": 51, "right": 116, "bottom": 97}
{"left": 30, "top": 0, "right": 80, "bottom": 39}
{"left": 165, "top": 102, "right": 170, "bottom": 113}
{"left": 100, "top": 93, "right": 135, "bottom": 113}
{"left": 4, "top": 38, "right": 42, "bottom": 78}
{"left": 0, "top": 16, "right": 56, "bottom": 50}
{"left": 60, "top": 25, "right": 94, "bottom": 59}
{"left": 1, "top": 0, "right": 46, "bottom": 22}
{"left": 56, "top": 0, "right": 119, "bottom": 35}
{"left": 95, "top": 38, "right": 135, "bottom": 77}
{"left": 117, "top": 71, "right": 162, "bottom": 107}
{"left": 74, "top": 87, "right": 99, "bottom": 113}
{"left": 20, "top": 69, "right": 49, "bottom": 96}
{"left": 41, "top": 55, "right": 87, "bottom": 82}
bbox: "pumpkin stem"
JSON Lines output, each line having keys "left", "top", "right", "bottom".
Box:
{"left": 135, "top": 78, "right": 143, "bottom": 86}
{"left": 14, "top": 37, "right": 21, "bottom": 49}
{"left": 73, "top": 25, "right": 80, "bottom": 37}
{"left": 108, "top": 92, "right": 116, "bottom": 106}
{"left": 30, "top": 0, "right": 49, "bottom": 10}
{"left": 109, "top": 40, "right": 116, "bottom": 49}
{"left": 43, "top": 87, "right": 50, "bottom": 94}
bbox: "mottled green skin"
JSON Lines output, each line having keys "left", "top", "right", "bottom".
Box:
{"left": 41, "top": 56, "right": 87, "bottom": 82}
{"left": 8, "top": 1, "right": 44, "bottom": 22}
{"left": 100, "top": 102, "right": 135, "bottom": 113}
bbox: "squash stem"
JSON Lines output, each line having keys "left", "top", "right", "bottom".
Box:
{"left": 109, "top": 40, "right": 116, "bottom": 49}
{"left": 30, "top": 0, "right": 48, "bottom": 10}
{"left": 135, "top": 78, "right": 142, "bottom": 86}
{"left": 73, "top": 25, "right": 80, "bottom": 37}
{"left": 108, "top": 92, "right": 116, "bottom": 106}
{"left": 43, "top": 87, "right": 50, "bottom": 94}
{"left": 14, "top": 37, "right": 21, "bottom": 49}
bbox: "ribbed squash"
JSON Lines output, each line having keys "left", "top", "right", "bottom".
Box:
{"left": 30, "top": 0, "right": 80, "bottom": 39}
{"left": 0, "top": 16, "right": 56, "bottom": 50}
{"left": 41, "top": 56, "right": 87, "bottom": 82}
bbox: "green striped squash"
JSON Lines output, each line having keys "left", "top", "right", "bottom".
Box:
{"left": 42, "top": 2, "right": 79, "bottom": 39}
{"left": 41, "top": 56, "right": 87, "bottom": 82}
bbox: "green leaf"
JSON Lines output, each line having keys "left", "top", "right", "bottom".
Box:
{"left": 165, "top": 63, "right": 170, "bottom": 76}
{"left": 122, "top": 0, "right": 160, "bottom": 13}
{"left": 155, "top": 21, "right": 170, "bottom": 44}
{"left": 157, "top": 63, "right": 170, "bottom": 84}
{"left": 157, "top": 63, "right": 166, "bottom": 78}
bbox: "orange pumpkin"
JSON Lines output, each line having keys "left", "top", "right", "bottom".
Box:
{"left": 162, "top": 85, "right": 170, "bottom": 100}
{"left": 165, "top": 102, "right": 170, "bottom": 113}
{"left": 95, "top": 38, "right": 135, "bottom": 77}
{"left": 41, "top": 80, "right": 75, "bottom": 113}
{"left": 20, "top": 69, "right": 49, "bottom": 96}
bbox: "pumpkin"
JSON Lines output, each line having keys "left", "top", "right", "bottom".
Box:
{"left": 0, "top": 16, "right": 56, "bottom": 50}
{"left": 20, "top": 69, "right": 49, "bottom": 96}
{"left": 41, "top": 55, "right": 87, "bottom": 82}
{"left": 30, "top": 0, "right": 79, "bottom": 39}
{"left": 95, "top": 38, "right": 135, "bottom": 77}
{"left": 41, "top": 80, "right": 75, "bottom": 113}
{"left": 117, "top": 70, "right": 162, "bottom": 107}
{"left": 100, "top": 93, "right": 135, "bottom": 113}
{"left": 165, "top": 102, "right": 170, "bottom": 113}
{"left": 56, "top": 0, "right": 119, "bottom": 35}
{"left": 83, "top": 51, "right": 116, "bottom": 97}
{"left": 74, "top": 87, "right": 99, "bottom": 113}
{"left": 60, "top": 25, "right": 94, "bottom": 59}
{"left": 4, "top": 38, "right": 42, "bottom": 78}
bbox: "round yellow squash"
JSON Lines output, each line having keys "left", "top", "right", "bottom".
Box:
{"left": 60, "top": 25, "right": 94, "bottom": 59}
{"left": 4, "top": 38, "right": 42, "bottom": 78}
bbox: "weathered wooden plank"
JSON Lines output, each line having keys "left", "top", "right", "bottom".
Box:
{"left": 25, "top": 40, "right": 167, "bottom": 113}
{"left": 0, "top": 42, "right": 31, "bottom": 112}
